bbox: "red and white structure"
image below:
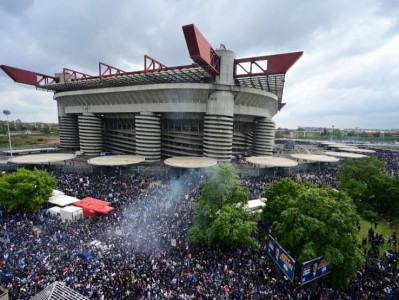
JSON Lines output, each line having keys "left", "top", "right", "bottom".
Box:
{"left": 1, "top": 24, "right": 302, "bottom": 162}
{"left": 73, "top": 197, "right": 114, "bottom": 218}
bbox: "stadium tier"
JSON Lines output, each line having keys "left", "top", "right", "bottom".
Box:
{"left": 1, "top": 24, "right": 302, "bottom": 162}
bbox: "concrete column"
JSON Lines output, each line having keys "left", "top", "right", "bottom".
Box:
{"left": 78, "top": 113, "right": 103, "bottom": 155}
{"left": 203, "top": 114, "right": 234, "bottom": 161}
{"left": 203, "top": 90, "right": 234, "bottom": 161}
{"left": 215, "top": 49, "right": 235, "bottom": 85}
{"left": 135, "top": 112, "right": 161, "bottom": 162}
{"left": 59, "top": 115, "right": 80, "bottom": 150}
{"left": 203, "top": 49, "right": 236, "bottom": 162}
{"left": 245, "top": 131, "right": 254, "bottom": 153}
{"left": 253, "top": 117, "right": 275, "bottom": 156}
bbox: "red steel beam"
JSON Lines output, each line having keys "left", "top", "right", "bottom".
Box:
{"left": 63, "top": 68, "right": 93, "bottom": 82}
{"left": 144, "top": 55, "right": 167, "bottom": 72}
{"left": 234, "top": 51, "right": 303, "bottom": 78}
{"left": 95, "top": 63, "right": 198, "bottom": 79}
{"left": 0, "top": 65, "right": 58, "bottom": 86}
{"left": 182, "top": 24, "right": 220, "bottom": 76}
{"left": 99, "top": 62, "right": 126, "bottom": 78}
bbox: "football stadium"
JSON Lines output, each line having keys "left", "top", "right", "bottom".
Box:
{"left": 1, "top": 24, "right": 302, "bottom": 162}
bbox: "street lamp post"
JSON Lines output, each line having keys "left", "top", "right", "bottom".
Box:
{"left": 2, "top": 110, "right": 12, "bottom": 156}
{"left": 332, "top": 125, "right": 335, "bottom": 141}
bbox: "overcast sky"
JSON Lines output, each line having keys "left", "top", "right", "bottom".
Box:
{"left": 1, "top": 0, "right": 398, "bottom": 130}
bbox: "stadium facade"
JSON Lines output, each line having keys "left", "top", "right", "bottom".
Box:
{"left": 1, "top": 24, "right": 302, "bottom": 162}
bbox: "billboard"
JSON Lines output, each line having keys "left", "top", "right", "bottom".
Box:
{"left": 300, "top": 256, "right": 332, "bottom": 285}
{"left": 267, "top": 235, "right": 296, "bottom": 281}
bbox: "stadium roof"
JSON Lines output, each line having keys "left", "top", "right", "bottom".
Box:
{"left": 1, "top": 24, "right": 302, "bottom": 111}
{"left": 246, "top": 156, "right": 298, "bottom": 167}
{"left": 30, "top": 281, "right": 88, "bottom": 300}
{"left": 39, "top": 66, "right": 213, "bottom": 93}
{"left": 337, "top": 147, "right": 376, "bottom": 153}
{"left": 290, "top": 153, "right": 339, "bottom": 163}
{"left": 324, "top": 151, "right": 367, "bottom": 159}
{"left": 34, "top": 67, "right": 289, "bottom": 101}
{"left": 164, "top": 156, "right": 217, "bottom": 168}
{"left": 87, "top": 155, "right": 145, "bottom": 166}
{"left": 326, "top": 144, "right": 353, "bottom": 148}
{"left": 8, "top": 153, "right": 76, "bottom": 164}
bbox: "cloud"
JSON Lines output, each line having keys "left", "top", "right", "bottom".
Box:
{"left": 0, "top": 0, "right": 398, "bottom": 129}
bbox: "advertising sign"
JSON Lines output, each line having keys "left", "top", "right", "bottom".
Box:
{"left": 300, "top": 256, "right": 332, "bottom": 285}
{"left": 267, "top": 235, "right": 296, "bottom": 281}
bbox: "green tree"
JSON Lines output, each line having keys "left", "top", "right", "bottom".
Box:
{"left": 52, "top": 127, "right": 60, "bottom": 135}
{"left": 207, "top": 204, "right": 257, "bottom": 247}
{"left": 0, "top": 168, "right": 56, "bottom": 212}
{"left": 261, "top": 178, "right": 363, "bottom": 288}
{"left": 369, "top": 174, "right": 399, "bottom": 213}
{"left": 333, "top": 128, "right": 342, "bottom": 139}
{"left": 188, "top": 163, "right": 257, "bottom": 247}
{"left": 337, "top": 157, "right": 386, "bottom": 204}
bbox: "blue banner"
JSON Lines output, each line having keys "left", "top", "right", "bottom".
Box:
{"left": 267, "top": 235, "right": 296, "bottom": 281}
{"left": 80, "top": 251, "right": 97, "bottom": 265}
{"left": 300, "top": 256, "right": 332, "bottom": 285}
{"left": 18, "top": 259, "right": 25, "bottom": 267}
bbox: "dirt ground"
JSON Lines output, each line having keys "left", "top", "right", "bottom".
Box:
{"left": 43, "top": 136, "right": 60, "bottom": 144}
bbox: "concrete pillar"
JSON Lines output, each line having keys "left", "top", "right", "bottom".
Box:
{"left": 78, "top": 113, "right": 103, "bottom": 155}
{"left": 253, "top": 117, "right": 275, "bottom": 156}
{"left": 203, "top": 114, "right": 234, "bottom": 161}
{"left": 135, "top": 112, "right": 161, "bottom": 162}
{"left": 215, "top": 49, "right": 235, "bottom": 85}
{"left": 203, "top": 50, "right": 236, "bottom": 162}
{"left": 59, "top": 115, "right": 80, "bottom": 150}
{"left": 245, "top": 131, "right": 254, "bottom": 153}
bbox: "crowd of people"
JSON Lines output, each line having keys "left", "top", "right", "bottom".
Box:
{"left": 0, "top": 149, "right": 397, "bottom": 299}
{"left": 241, "top": 167, "right": 339, "bottom": 200}
{"left": 372, "top": 149, "right": 399, "bottom": 176}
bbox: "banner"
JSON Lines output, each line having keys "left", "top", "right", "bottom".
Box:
{"left": 300, "top": 256, "right": 331, "bottom": 285}
{"left": 267, "top": 235, "right": 296, "bottom": 281}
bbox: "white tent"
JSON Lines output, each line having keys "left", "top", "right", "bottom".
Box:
{"left": 60, "top": 206, "right": 83, "bottom": 221}
{"left": 48, "top": 206, "right": 83, "bottom": 221}
{"left": 52, "top": 189, "right": 64, "bottom": 196}
{"left": 48, "top": 206, "right": 61, "bottom": 218}
{"left": 245, "top": 199, "right": 266, "bottom": 212}
{"left": 237, "top": 199, "right": 266, "bottom": 213}
{"left": 48, "top": 194, "right": 80, "bottom": 207}
{"left": 31, "top": 281, "right": 88, "bottom": 300}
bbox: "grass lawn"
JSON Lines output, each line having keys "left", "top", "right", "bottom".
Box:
{"left": 0, "top": 134, "right": 59, "bottom": 148}
{"left": 358, "top": 214, "right": 398, "bottom": 258}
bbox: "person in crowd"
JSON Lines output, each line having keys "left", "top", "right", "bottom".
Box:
{"left": 0, "top": 148, "right": 397, "bottom": 299}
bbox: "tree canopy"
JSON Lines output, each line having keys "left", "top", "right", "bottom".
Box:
{"left": 337, "top": 157, "right": 399, "bottom": 213}
{"left": 0, "top": 168, "right": 56, "bottom": 212}
{"left": 261, "top": 178, "right": 363, "bottom": 287}
{"left": 188, "top": 163, "right": 257, "bottom": 247}
{"left": 337, "top": 157, "right": 386, "bottom": 201}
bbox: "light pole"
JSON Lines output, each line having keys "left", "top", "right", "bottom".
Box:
{"left": 3, "top": 110, "right": 12, "bottom": 156}
{"left": 332, "top": 125, "right": 335, "bottom": 141}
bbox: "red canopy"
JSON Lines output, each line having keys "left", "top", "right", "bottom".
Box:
{"left": 73, "top": 197, "right": 115, "bottom": 215}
